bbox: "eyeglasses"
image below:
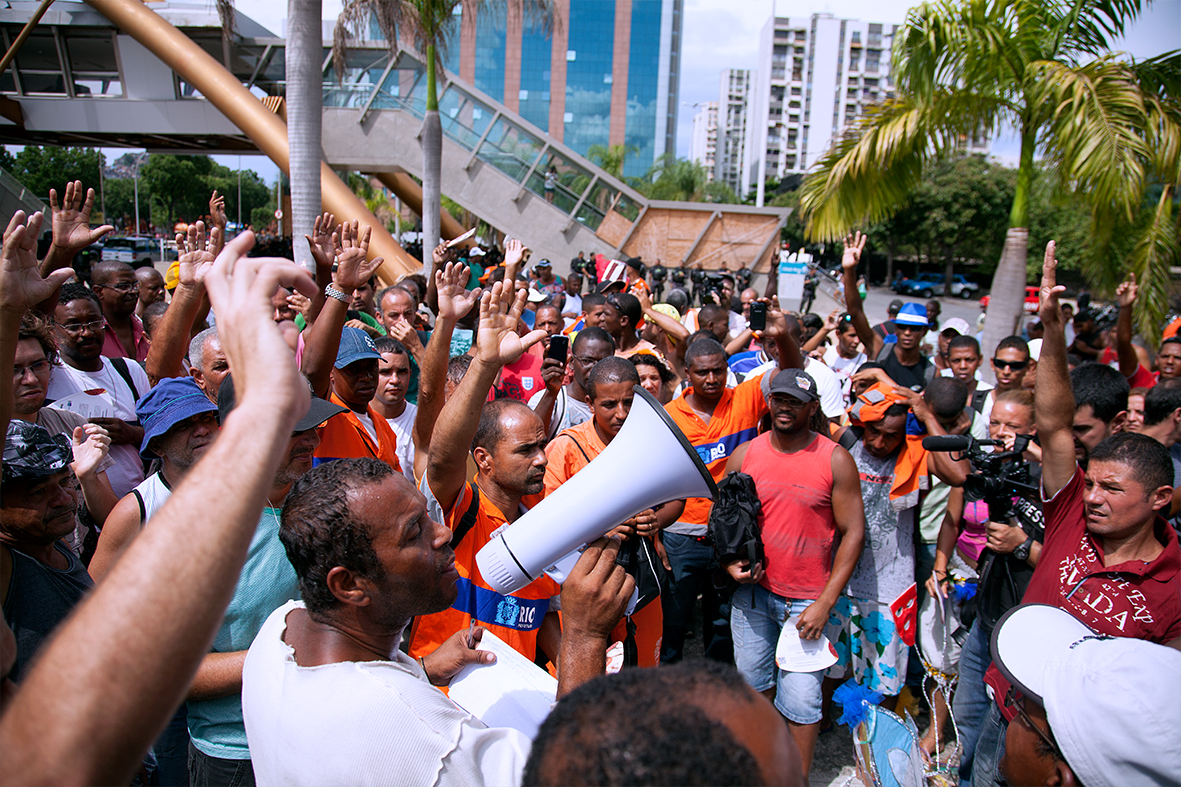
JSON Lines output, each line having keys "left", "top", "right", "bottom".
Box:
{"left": 12, "top": 359, "right": 51, "bottom": 379}
{"left": 993, "top": 358, "right": 1029, "bottom": 371}
{"left": 97, "top": 281, "right": 138, "bottom": 293}
{"left": 573, "top": 354, "right": 607, "bottom": 367}
{"left": 57, "top": 319, "right": 106, "bottom": 334}
{"left": 1005, "top": 687, "right": 1063, "bottom": 761}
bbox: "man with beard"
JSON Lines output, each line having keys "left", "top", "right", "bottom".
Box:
{"left": 409, "top": 282, "right": 562, "bottom": 664}
{"left": 49, "top": 283, "right": 150, "bottom": 499}
{"left": 840, "top": 233, "right": 934, "bottom": 392}
{"left": 91, "top": 260, "right": 150, "bottom": 362}
{"left": 184, "top": 374, "right": 346, "bottom": 786}
{"left": 242, "top": 459, "right": 633, "bottom": 786}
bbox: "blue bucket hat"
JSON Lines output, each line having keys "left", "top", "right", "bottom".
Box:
{"left": 335, "top": 326, "right": 382, "bottom": 369}
{"left": 136, "top": 377, "right": 219, "bottom": 459}
{"left": 894, "top": 302, "right": 930, "bottom": 327}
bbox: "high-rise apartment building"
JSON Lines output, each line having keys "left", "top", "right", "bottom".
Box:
{"left": 716, "top": 68, "right": 750, "bottom": 196}
{"left": 742, "top": 13, "right": 900, "bottom": 197}
{"left": 438, "top": 0, "right": 684, "bottom": 178}
{"left": 690, "top": 102, "right": 718, "bottom": 180}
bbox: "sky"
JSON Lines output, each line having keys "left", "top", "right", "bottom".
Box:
{"left": 75, "top": 0, "right": 1181, "bottom": 185}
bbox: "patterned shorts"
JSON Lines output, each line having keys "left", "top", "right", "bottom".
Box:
{"left": 824, "top": 595, "right": 908, "bottom": 696}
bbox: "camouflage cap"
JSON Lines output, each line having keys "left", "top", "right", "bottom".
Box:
{"left": 3, "top": 419, "right": 72, "bottom": 483}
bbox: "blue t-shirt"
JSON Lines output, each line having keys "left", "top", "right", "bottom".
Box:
{"left": 188, "top": 507, "right": 300, "bottom": 759}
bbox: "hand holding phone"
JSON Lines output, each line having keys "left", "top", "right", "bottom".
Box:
{"left": 546, "top": 334, "right": 569, "bottom": 364}
{"left": 749, "top": 302, "right": 767, "bottom": 332}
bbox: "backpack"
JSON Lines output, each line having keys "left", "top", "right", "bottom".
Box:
{"left": 708, "top": 471, "right": 764, "bottom": 571}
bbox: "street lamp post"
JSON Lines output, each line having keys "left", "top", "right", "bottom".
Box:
{"left": 132, "top": 151, "right": 147, "bottom": 234}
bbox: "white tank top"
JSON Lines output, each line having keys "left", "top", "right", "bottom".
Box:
{"left": 130, "top": 472, "right": 173, "bottom": 526}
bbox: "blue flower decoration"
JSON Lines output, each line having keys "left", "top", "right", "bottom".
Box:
{"left": 862, "top": 611, "right": 895, "bottom": 648}
{"left": 833, "top": 679, "right": 884, "bottom": 727}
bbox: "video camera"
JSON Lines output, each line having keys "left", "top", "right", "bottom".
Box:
{"left": 921, "top": 434, "right": 1039, "bottom": 522}
{"left": 693, "top": 270, "right": 727, "bottom": 306}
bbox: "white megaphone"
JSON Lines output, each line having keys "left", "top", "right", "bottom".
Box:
{"left": 476, "top": 385, "right": 718, "bottom": 595}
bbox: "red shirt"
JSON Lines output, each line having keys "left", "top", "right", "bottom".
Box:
{"left": 1127, "top": 363, "right": 1160, "bottom": 390}
{"left": 101, "top": 315, "right": 150, "bottom": 362}
{"left": 741, "top": 432, "right": 839, "bottom": 599}
{"left": 496, "top": 353, "right": 544, "bottom": 402}
{"left": 986, "top": 467, "right": 1181, "bottom": 717}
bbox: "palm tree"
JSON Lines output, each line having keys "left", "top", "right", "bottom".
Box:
{"left": 335, "top": 0, "right": 559, "bottom": 273}
{"left": 798, "top": 0, "right": 1179, "bottom": 359}
{"left": 287, "top": 0, "right": 323, "bottom": 271}
{"left": 587, "top": 143, "right": 637, "bottom": 179}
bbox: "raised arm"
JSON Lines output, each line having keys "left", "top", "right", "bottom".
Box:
{"left": 0, "top": 232, "right": 316, "bottom": 786}
{"left": 802, "top": 309, "right": 841, "bottom": 354}
{"left": 763, "top": 295, "right": 804, "bottom": 371}
{"left": 145, "top": 222, "right": 218, "bottom": 385}
{"left": 904, "top": 387, "right": 969, "bottom": 486}
{"left": 1034, "top": 241, "right": 1078, "bottom": 499}
{"left": 35, "top": 182, "right": 113, "bottom": 314}
{"left": 1114, "top": 273, "right": 1141, "bottom": 379}
{"left": 208, "top": 190, "right": 227, "bottom": 256}
{"left": 636, "top": 288, "right": 689, "bottom": 344}
{"left": 502, "top": 238, "right": 529, "bottom": 284}
{"left": 840, "top": 232, "right": 881, "bottom": 358}
{"left": 302, "top": 212, "right": 338, "bottom": 326}
{"left": 412, "top": 261, "right": 479, "bottom": 482}
{"left": 426, "top": 282, "right": 544, "bottom": 513}
{"left": 301, "top": 222, "right": 383, "bottom": 399}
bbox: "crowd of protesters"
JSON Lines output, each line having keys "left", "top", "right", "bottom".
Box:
{"left": 0, "top": 180, "right": 1177, "bottom": 787}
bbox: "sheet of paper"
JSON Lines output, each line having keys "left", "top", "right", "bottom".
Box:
{"left": 49, "top": 393, "right": 115, "bottom": 420}
{"left": 448, "top": 630, "right": 558, "bottom": 738}
{"left": 775, "top": 616, "right": 839, "bottom": 673}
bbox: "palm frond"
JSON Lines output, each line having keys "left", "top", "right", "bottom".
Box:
{"left": 333, "top": 0, "right": 404, "bottom": 81}
{"left": 798, "top": 90, "right": 1005, "bottom": 241}
{"left": 1030, "top": 56, "right": 1150, "bottom": 222}
{"left": 1128, "top": 185, "right": 1179, "bottom": 346}
{"left": 1061, "top": 0, "right": 1146, "bottom": 57}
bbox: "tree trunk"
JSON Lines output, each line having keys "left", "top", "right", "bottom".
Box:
{"left": 886, "top": 243, "right": 895, "bottom": 286}
{"left": 980, "top": 228, "right": 1028, "bottom": 382}
{"left": 286, "top": 0, "right": 322, "bottom": 271}
{"left": 421, "top": 44, "right": 443, "bottom": 276}
{"left": 944, "top": 248, "right": 954, "bottom": 297}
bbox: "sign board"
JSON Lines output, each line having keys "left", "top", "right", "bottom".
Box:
{"left": 778, "top": 250, "right": 813, "bottom": 305}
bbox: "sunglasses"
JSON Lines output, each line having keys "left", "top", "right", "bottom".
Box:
{"left": 993, "top": 358, "right": 1029, "bottom": 371}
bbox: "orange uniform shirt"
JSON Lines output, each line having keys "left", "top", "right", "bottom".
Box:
{"left": 313, "top": 392, "right": 402, "bottom": 472}
{"left": 664, "top": 373, "right": 770, "bottom": 529}
{"left": 409, "top": 482, "right": 560, "bottom": 661}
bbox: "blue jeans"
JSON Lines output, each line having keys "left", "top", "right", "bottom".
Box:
{"left": 970, "top": 701, "right": 1007, "bottom": 787}
{"left": 731, "top": 584, "right": 824, "bottom": 723}
{"left": 154, "top": 705, "right": 190, "bottom": 786}
{"left": 188, "top": 744, "right": 254, "bottom": 787}
{"left": 955, "top": 618, "right": 993, "bottom": 787}
{"left": 660, "top": 532, "right": 733, "bottom": 664}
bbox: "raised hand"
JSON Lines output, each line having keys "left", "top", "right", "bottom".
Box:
{"left": 49, "top": 181, "right": 113, "bottom": 255}
{"left": 0, "top": 212, "right": 73, "bottom": 314}
{"left": 435, "top": 261, "right": 479, "bottom": 323}
{"left": 70, "top": 423, "right": 111, "bottom": 480}
{"left": 286, "top": 291, "right": 313, "bottom": 321}
{"left": 824, "top": 309, "right": 841, "bottom": 333}
{"left": 332, "top": 222, "right": 383, "bottom": 293}
{"left": 503, "top": 238, "right": 529, "bottom": 278}
{"left": 475, "top": 281, "right": 546, "bottom": 367}
{"left": 1116, "top": 272, "right": 1137, "bottom": 310}
{"left": 760, "top": 295, "right": 787, "bottom": 339}
{"left": 208, "top": 191, "right": 227, "bottom": 229}
{"left": 1038, "top": 240, "right": 1066, "bottom": 326}
{"left": 304, "top": 212, "right": 338, "bottom": 270}
{"left": 176, "top": 221, "right": 219, "bottom": 288}
{"left": 432, "top": 241, "right": 458, "bottom": 269}
{"left": 841, "top": 231, "right": 866, "bottom": 272}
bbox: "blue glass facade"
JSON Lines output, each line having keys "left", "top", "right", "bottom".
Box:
{"left": 563, "top": 0, "right": 615, "bottom": 159}
{"left": 623, "top": 0, "right": 661, "bottom": 177}
{"left": 518, "top": 18, "right": 552, "bottom": 130}
{"left": 473, "top": 4, "right": 507, "bottom": 102}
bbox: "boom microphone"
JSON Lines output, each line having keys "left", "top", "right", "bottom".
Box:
{"left": 921, "top": 434, "right": 973, "bottom": 452}
{"left": 476, "top": 386, "right": 718, "bottom": 595}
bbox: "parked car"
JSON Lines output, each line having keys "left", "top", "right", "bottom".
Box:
{"left": 896, "top": 272, "right": 980, "bottom": 299}
{"left": 100, "top": 236, "right": 162, "bottom": 269}
{"left": 980, "top": 286, "right": 1040, "bottom": 313}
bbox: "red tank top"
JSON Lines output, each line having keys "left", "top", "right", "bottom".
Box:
{"left": 741, "top": 432, "right": 838, "bottom": 599}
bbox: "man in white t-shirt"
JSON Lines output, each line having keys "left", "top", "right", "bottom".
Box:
{"left": 822, "top": 314, "right": 867, "bottom": 407}
{"left": 48, "top": 283, "right": 150, "bottom": 498}
{"left": 372, "top": 336, "right": 417, "bottom": 483}
{"left": 242, "top": 458, "right": 634, "bottom": 787}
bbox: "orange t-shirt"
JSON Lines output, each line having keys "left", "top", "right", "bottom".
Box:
{"left": 544, "top": 419, "right": 606, "bottom": 494}
{"left": 409, "top": 482, "right": 560, "bottom": 661}
{"left": 664, "top": 373, "right": 770, "bottom": 528}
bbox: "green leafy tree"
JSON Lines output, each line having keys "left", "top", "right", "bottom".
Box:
{"left": 587, "top": 144, "right": 637, "bottom": 179}
{"left": 334, "top": 0, "right": 559, "bottom": 271}
{"left": 642, "top": 154, "right": 708, "bottom": 201}
{"left": 798, "top": 0, "right": 1178, "bottom": 359}
{"left": 10, "top": 146, "right": 105, "bottom": 202}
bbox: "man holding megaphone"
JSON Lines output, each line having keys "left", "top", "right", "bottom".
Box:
{"left": 408, "top": 281, "right": 563, "bottom": 664}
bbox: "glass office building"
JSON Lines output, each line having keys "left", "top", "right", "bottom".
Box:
{"left": 448, "top": 0, "right": 682, "bottom": 178}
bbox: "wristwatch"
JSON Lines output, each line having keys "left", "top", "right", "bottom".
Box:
{"left": 1013, "top": 534, "right": 1034, "bottom": 562}
{"left": 324, "top": 283, "right": 350, "bottom": 303}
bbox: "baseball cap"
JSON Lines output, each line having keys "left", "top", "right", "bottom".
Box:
{"left": 652, "top": 302, "right": 681, "bottom": 322}
{"left": 467, "top": 247, "right": 485, "bottom": 258}
{"left": 941, "top": 317, "right": 972, "bottom": 337}
{"left": 2, "top": 419, "right": 71, "bottom": 483}
{"left": 991, "top": 604, "right": 1181, "bottom": 787}
{"left": 597, "top": 259, "right": 628, "bottom": 293}
{"left": 894, "top": 302, "right": 929, "bottom": 327}
{"left": 136, "top": 377, "right": 219, "bottom": 459}
{"left": 624, "top": 256, "right": 644, "bottom": 272}
{"left": 888, "top": 299, "right": 903, "bottom": 315}
{"left": 217, "top": 374, "right": 346, "bottom": 434}
{"left": 335, "top": 327, "right": 382, "bottom": 369}
{"left": 768, "top": 368, "right": 819, "bottom": 402}
{"left": 165, "top": 260, "right": 180, "bottom": 291}
{"left": 534, "top": 258, "right": 552, "bottom": 268}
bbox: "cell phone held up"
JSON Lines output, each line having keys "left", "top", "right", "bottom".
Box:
{"left": 546, "top": 335, "right": 569, "bottom": 365}
{"left": 748, "top": 302, "right": 767, "bottom": 332}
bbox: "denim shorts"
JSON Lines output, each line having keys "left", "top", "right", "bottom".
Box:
{"left": 730, "top": 583, "right": 824, "bottom": 724}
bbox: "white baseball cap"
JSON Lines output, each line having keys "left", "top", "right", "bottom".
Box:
{"left": 941, "top": 317, "right": 972, "bottom": 336}
{"left": 991, "top": 604, "right": 1181, "bottom": 787}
